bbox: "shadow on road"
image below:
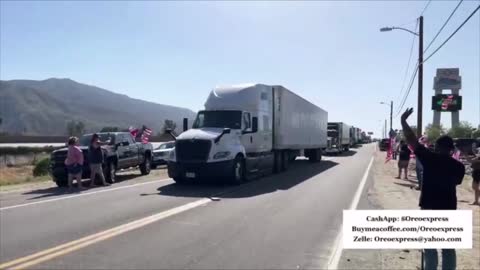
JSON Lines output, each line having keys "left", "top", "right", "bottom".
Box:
{"left": 148, "top": 160, "right": 338, "bottom": 199}
{"left": 337, "top": 150, "right": 357, "bottom": 157}
{"left": 393, "top": 182, "right": 416, "bottom": 189}
{"left": 23, "top": 173, "right": 140, "bottom": 200}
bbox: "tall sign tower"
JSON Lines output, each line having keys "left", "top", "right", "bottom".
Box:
{"left": 432, "top": 68, "right": 462, "bottom": 127}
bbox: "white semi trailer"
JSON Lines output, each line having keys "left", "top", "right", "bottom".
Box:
{"left": 167, "top": 84, "right": 328, "bottom": 184}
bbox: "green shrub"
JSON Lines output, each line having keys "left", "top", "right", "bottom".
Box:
{"left": 33, "top": 157, "right": 50, "bottom": 177}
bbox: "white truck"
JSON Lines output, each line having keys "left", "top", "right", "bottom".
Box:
{"left": 166, "top": 84, "right": 328, "bottom": 184}
{"left": 326, "top": 122, "right": 351, "bottom": 155}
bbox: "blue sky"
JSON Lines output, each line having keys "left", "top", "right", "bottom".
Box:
{"left": 1, "top": 1, "right": 479, "bottom": 137}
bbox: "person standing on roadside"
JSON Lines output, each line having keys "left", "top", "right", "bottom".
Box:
{"left": 401, "top": 108, "right": 465, "bottom": 270}
{"left": 415, "top": 136, "right": 428, "bottom": 191}
{"left": 89, "top": 133, "right": 110, "bottom": 187}
{"left": 396, "top": 140, "right": 411, "bottom": 180}
{"left": 468, "top": 149, "right": 480, "bottom": 205}
{"left": 64, "top": 136, "right": 84, "bottom": 190}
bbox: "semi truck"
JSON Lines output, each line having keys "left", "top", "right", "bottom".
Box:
{"left": 167, "top": 84, "right": 328, "bottom": 184}
{"left": 326, "top": 122, "right": 351, "bottom": 155}
{"left": 350, "top": 127, "right": 358, "bottom": 147}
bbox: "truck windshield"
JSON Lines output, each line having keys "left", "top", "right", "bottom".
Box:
{"left": 79, "top": 133, "right": 115, "bottom": 146}
{"left": 193, "top": 111, "right": 242, "bottom": 129}
{"left": 327, "top": 130, "right": 338, "bottom": 137}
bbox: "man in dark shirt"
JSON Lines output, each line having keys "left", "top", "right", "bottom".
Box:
{"left": 401, "top": 108, "right": 465, "bottom": 270}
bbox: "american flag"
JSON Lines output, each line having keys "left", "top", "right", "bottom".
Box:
{"left": 129, "top": 126, "right": 139, "bottom": 138}
{"left": 140, "top": 126, "right": 153, "bottom": 144}
{"left": 385, "top": 137, "right": 395, "bottom": 163}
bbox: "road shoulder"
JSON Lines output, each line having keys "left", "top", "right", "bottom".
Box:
{"left": 338, "top": 149, "right": 480, "bottom": 270}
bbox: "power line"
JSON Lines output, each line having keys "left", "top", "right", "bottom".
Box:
{"left": 395, "top": 20, "right": 419, "bottom": 106}
{"left": 424, "top": 0, "right": 464, "bottom": 53}
{"left": 423, "top": 4, "right": 480, "bottom": 64}
{"left": 395, "top": 64, "right": 419, "bottom": 117}
{"left": 420, "top": 0, "right": 432, "bottom": 16}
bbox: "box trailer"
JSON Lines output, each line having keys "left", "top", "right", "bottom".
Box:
{"left": 167, "top": 84, "right": 328, "bottom": 183}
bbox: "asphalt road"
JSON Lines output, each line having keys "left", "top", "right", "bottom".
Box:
{"left": 0, "top": 144, "right": 375, "bottom": 269}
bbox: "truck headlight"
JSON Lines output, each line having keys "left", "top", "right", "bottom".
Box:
{"left": 213, "top": 151, "right": 231, "bottom": 159}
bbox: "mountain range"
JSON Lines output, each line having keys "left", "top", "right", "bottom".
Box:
{"left": 0, "top": 78, "right": 197, "bottom": 136}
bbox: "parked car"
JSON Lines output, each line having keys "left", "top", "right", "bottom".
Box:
{"left": 379, "top": 138, "right": 390, "bottom": 151}
{"left": 49, "top": 132, "right": 153, "bottom": 187}
{"left": 152, "top": 141, "right": 175, "bottom": 168}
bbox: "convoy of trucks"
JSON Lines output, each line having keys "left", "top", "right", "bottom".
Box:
{"left": 167, "top": 84, "right": 328, "bottom": 184}
{"left": 47, "top": 83, "right": 370, "bottom": 186}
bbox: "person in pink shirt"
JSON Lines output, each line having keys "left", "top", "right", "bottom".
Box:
{"left": 64, "top": 136, "right": 84, "bottom": 190}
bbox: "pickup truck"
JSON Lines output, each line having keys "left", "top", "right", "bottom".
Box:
{"left": 49, "top": 132, "right": 153, "bottom": 187}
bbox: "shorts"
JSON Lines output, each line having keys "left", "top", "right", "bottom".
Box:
{"left": 398, "top": 160, "right": 409, "bottom": 168}
{"left": 67, "top": 164, "right": 82, "bottom": 175}
{"left": 473, "top": 170, "right": 480, "bottom": 183}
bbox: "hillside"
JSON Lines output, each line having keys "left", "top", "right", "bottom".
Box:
{"left": 0, "top": 78, "right": 196, "bottom": 135}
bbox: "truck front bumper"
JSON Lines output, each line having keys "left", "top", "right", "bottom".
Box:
{"left": 167, "top": 160, "right": 234, "bottom": 180}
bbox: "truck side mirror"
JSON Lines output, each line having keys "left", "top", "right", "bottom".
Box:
{"left": 183, "top": 118, "right": 188, "bottom": 132}
{"left": 214, "top": 128, "right": 231, "bottom": 143}
{"left": 252, "top": 117, "right": 258, "bottom": 133}
{"left": 165, "top": 128, "right": 177, "bottom": 140}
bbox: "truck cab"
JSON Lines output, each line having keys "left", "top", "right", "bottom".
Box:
{"left": 167, "top": 85, "right": 265, "bottom": 184}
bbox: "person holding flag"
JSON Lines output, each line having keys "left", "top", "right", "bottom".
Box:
{"left": 396, "top": 140, "right": 411, "bottom": 180}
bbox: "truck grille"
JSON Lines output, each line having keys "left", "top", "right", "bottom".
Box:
{"left": 52, "top": 150, "right": 89, "bottom": 165}
{"left": 175, "top": 139, "right": 211, "bottom": 162}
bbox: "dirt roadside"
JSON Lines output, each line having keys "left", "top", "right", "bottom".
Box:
{"left": 338, "top": 149, "right": 480, "bottom": 270}
{"left": 0, "top": 167, "right": 169, "bottom": 194}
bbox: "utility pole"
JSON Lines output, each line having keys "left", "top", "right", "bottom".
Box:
{"left": 417, "top": 16, "right": 424, "bottom": 137}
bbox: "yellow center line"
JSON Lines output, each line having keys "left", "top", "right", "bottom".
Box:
{"left": 0, "top": 198, "right": 211, "bottom": 270}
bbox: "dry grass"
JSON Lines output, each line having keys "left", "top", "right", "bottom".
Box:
{"left": 0, "top": 165, "right": 51, "bottom": 186}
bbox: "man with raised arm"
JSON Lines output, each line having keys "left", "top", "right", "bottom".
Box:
{"left": 401, "top": 108, "right": 465, "bottom": 270}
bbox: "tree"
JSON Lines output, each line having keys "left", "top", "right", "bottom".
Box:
{"left": 66, "top": 120, "right": 86, "bottom": 136}
{"left": 472, "top": 128, "right": 480, "bottom": 139}
{"left": 161, "top": 119, "right": 177, "bottom": 134}
{"left": 425, "top": 123, "right": 445, "bottom": 143}
{"left": 447, "top": 121, "right": 474, "bottom": 139}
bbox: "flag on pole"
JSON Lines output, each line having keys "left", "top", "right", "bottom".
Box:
{"left": 385, "top": 137, "right": 395, "bottom": 163}
{"left": 140, "top": 125, "right": 153, "bottom": 144}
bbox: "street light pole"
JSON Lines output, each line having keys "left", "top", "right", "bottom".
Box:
{"left": 385, "top": 119, "right": 387, "bottom": 138}
{"left": 380, "top": 16, "right": 424, "bottom": 137}
{"left": 417, "top": 16, "right": 424, "bottom": 137}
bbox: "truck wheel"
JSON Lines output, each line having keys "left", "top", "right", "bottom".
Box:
{"left": 281, "top": 151, "right": 289, "bottom": 171}
{"left": 316, "top": 149, "right": 322, "bottom": 162}
{"left": 140, "top": 156, "right": 151, "bottom": 175}
{"left": 55, "top": 177, "right": 68, "bottom": 188}
{"left": 308, "top": 149, "right": 317, "bottom": 162}
{"left": 105, "top": 161, "right": 117, "bottom": 183}
{"left": 173, "top": 177, "right": 188, "bottom": 184}
{"left": 274, "top": 151, "right": 282, "bottom": 173}
{"left": 231, "top": 156, "right": 246, "bottom": 184}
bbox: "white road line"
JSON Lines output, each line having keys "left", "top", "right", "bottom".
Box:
{"left": 327, "top": 156, "right": 375, "bottom": 269}
{"left": 0, "top": 178, "right": 172, "bottom": 211}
